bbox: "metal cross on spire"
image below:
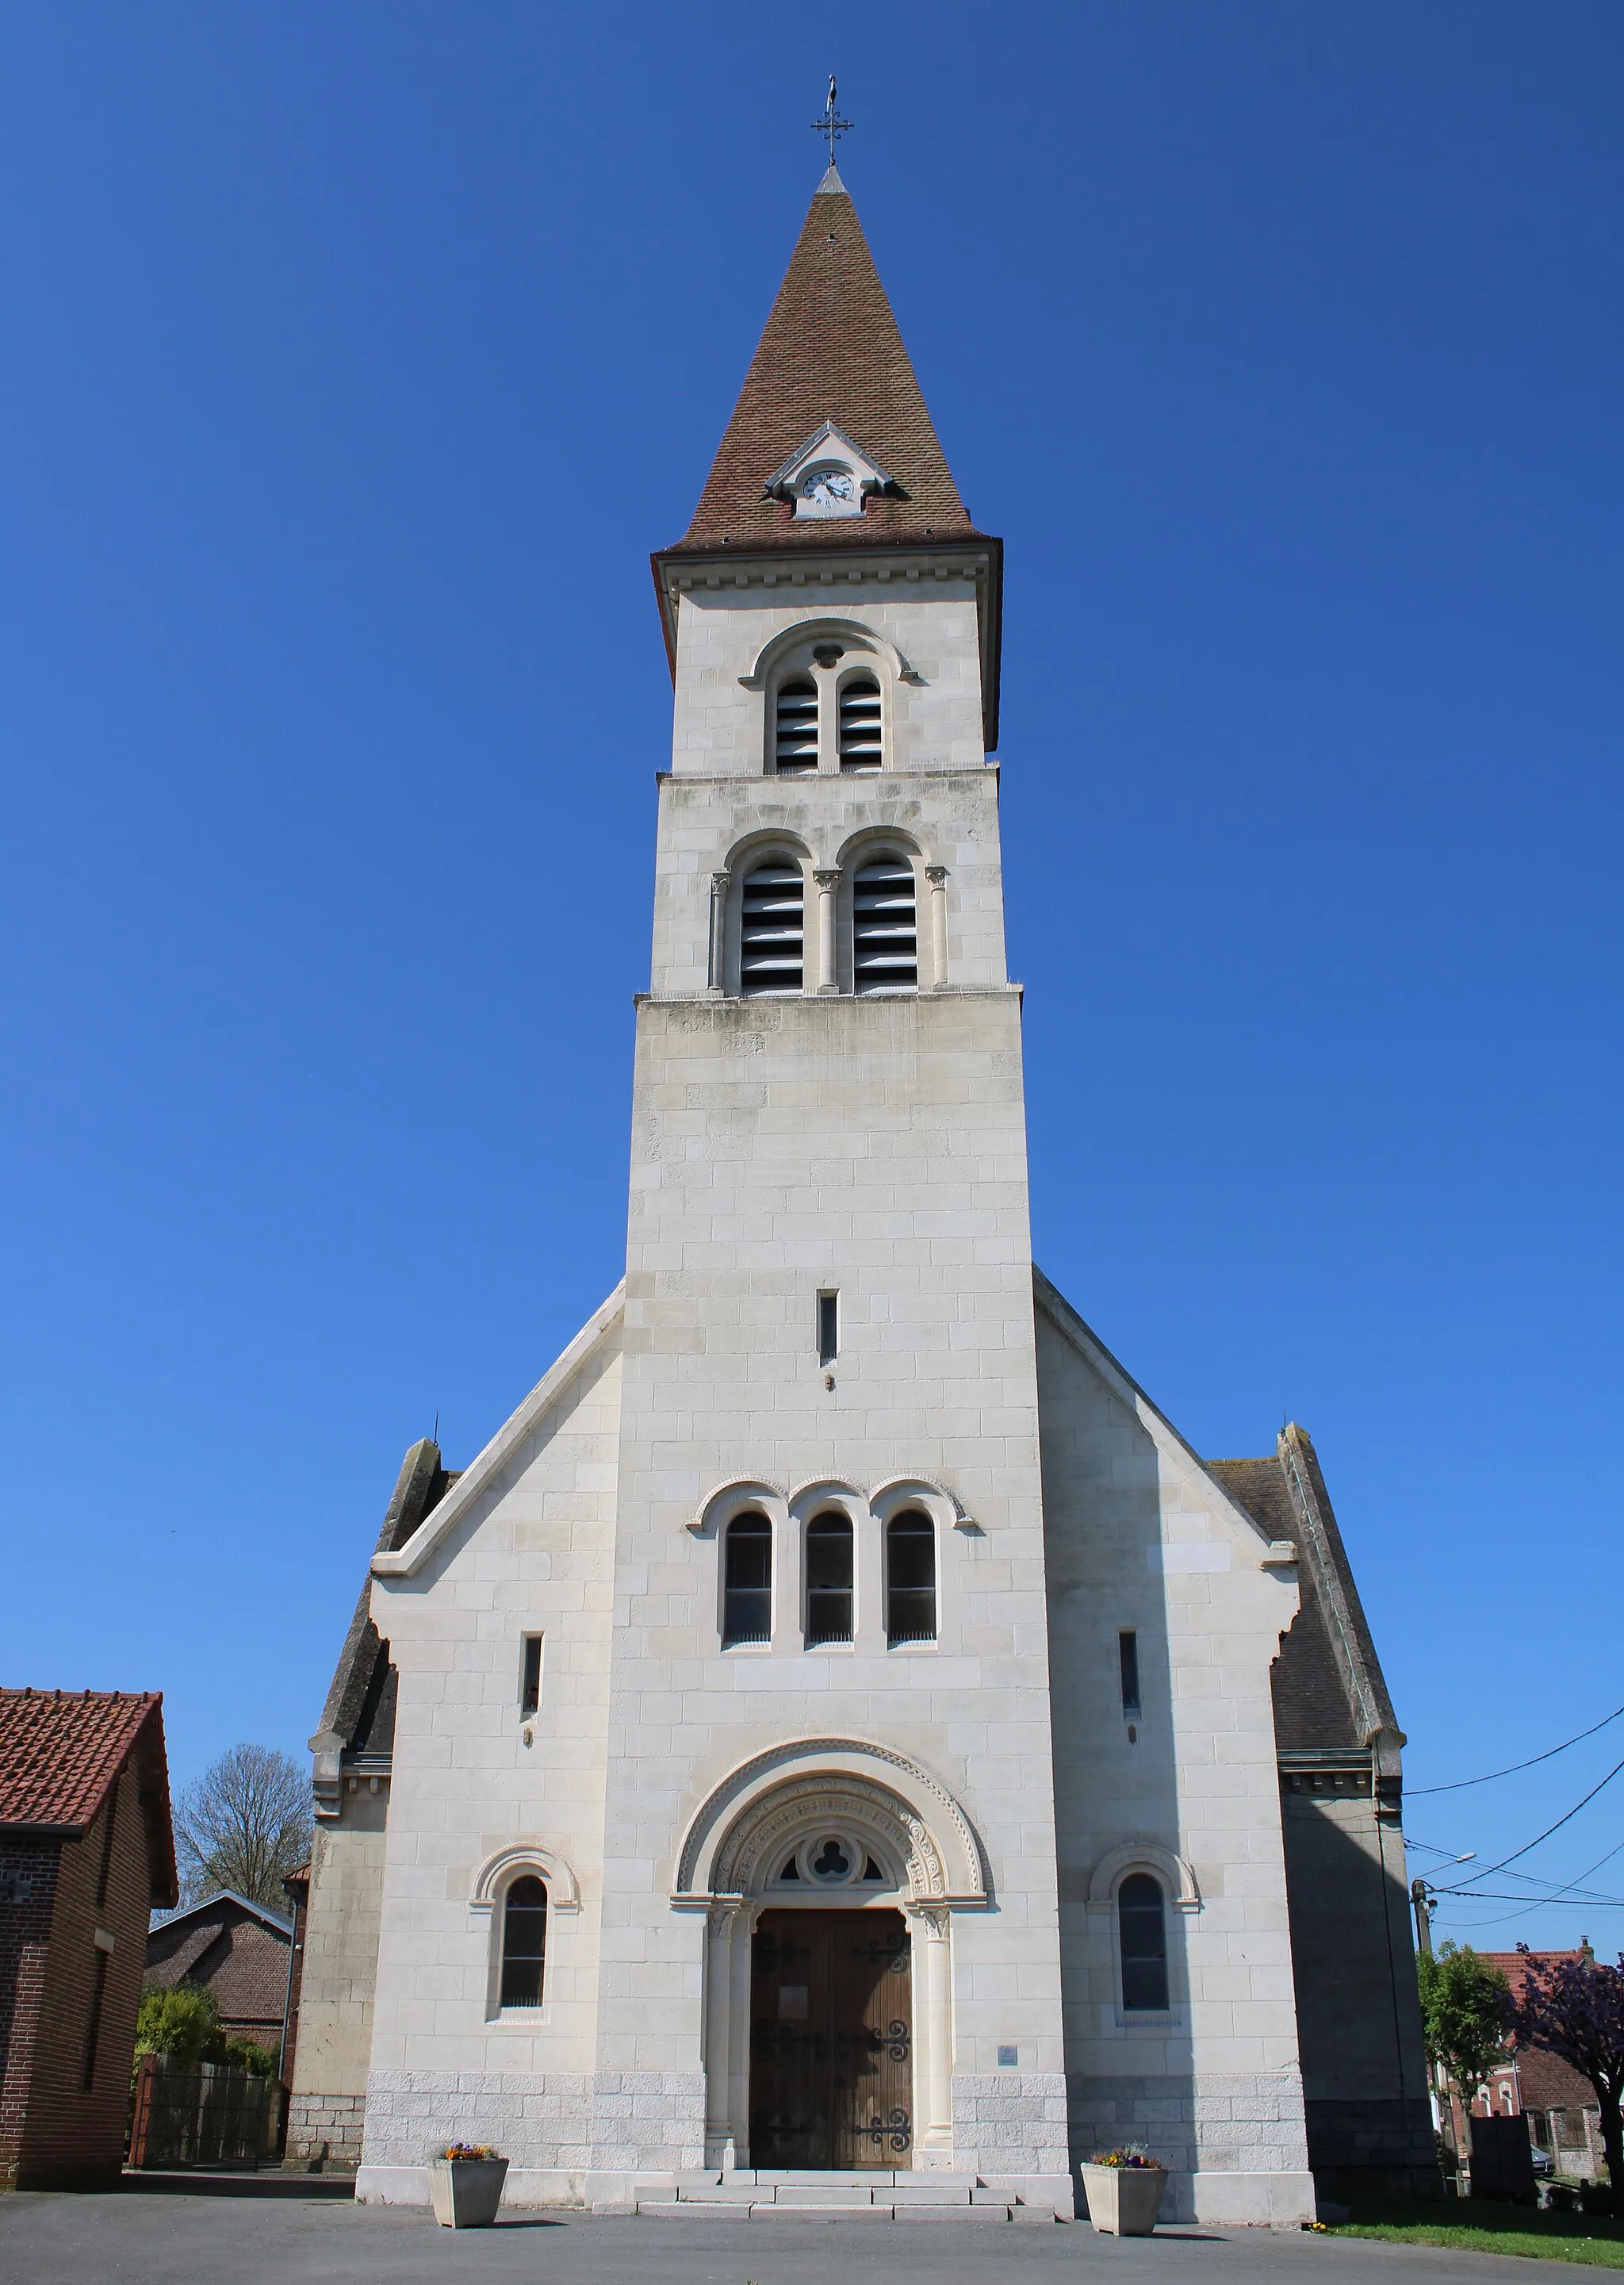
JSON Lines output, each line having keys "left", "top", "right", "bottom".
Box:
{"left": 811, "top": 74, "right": 850, "bottom": 167}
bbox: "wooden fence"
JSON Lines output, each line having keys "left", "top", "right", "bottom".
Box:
{"left": 128, "top": 2053, "right": 275, "bottom": 2170}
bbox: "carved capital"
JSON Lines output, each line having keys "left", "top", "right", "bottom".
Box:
{"left": 904, "top": 1902, "right": 952, "bottom": 1939}
{"left": 814, "top": 870, "right": 842, "bottom": 892}
{"left": 925, "top": 865, "right": 948, "bottom": 887}
{"left": 711, "top": 870, "right": 732, "bottom": 893}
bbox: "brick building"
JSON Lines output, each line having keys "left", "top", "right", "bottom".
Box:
{"left": 144, "top": 1891, "right": 293, "bottom": 2061}
{"left": 1476, "top": 1948, "right": 1605, "bottom": 2180}
{"left": 0, "top": 1689, "right": 177, "bottom": 2192}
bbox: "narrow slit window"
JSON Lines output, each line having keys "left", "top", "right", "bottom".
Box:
{"left": 886, "top": 1510, "right": 936, "bottom": 1644}
{"left": 818, "top": 1290, "right": 838, "bottom": 1367}
{"left": 774, "top": 677, "right": 819, "bottom": 773}
{"left": 722, "top": 1512, "right": 772, "bottom": 1646}
{"left": 741, "top": 861, "right": 804, "bottom": 996}
{"left": 1119, "top": 1631, "right": 1140, "bottom": 1717}
{"left": 521, "top": 1635, "right": 543, "bottom": 1718}
{"left": 852, "top": 856, "right": 917, "bottom": 993}
{"left": 1118, "top": 1873, "right": 1169, "bottom": 2012}
{"left": 837, "top": 675, "right": 883, "bottom": 770}
{"left": 499, "top": 1875, "right": 548, "bottom": 2009}
{"left": 805, "top": 1512, "right": 854, "bottom": 1647}
{"left": 82, "top": 1951, "right": 109, "bottom": 2090}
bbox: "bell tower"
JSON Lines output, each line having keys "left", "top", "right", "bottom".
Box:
{"left": 590, "top": 164, "right": 1069, "bottom": 2191}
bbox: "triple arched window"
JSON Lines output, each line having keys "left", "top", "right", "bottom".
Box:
{"left": 718, "top": 1506, "right": 937, "bottom": 1649}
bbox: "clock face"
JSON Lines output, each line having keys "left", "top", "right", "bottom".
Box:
{"left": 802, "top": 467, "right": 856, "bottom": 505}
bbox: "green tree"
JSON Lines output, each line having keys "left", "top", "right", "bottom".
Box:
{"left": 134, "top": 1982, "right": 222, "bottom": 2066}
{"left": 1418, "top": 1942, "right": 1512, "bottom": 2145}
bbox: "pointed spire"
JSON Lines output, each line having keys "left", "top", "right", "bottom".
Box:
{"left": 668, "top": 179, "right": 982, "bottom": 554}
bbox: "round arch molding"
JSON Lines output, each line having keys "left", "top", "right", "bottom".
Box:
{"left": 736, "top": 617, "right": 921, "bottom": 693}
{"left": 672, "top": 1737, "right": 988, "bottom": 1908}
{"left": 1083, "top": 1838, "right": 1201, "bottom": 1916}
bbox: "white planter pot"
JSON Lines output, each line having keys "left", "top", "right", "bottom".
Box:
{"left": 1080, "top": 2163, "right": 1167, "bottom": 2236}
{"left": 427, "top": 2157, "right": 508, "bottom": 2227}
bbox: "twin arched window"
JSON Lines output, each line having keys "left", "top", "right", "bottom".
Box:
{"left": 721, "top": 1509, "right": 936, "bottom": 1647}
{"left": 770, "top": 667, "right": 883, "bottom": 775}
{"left": 499, "top": 1875, "right": 548, "bottom": 2008}
{"left": 738, "top": 853, "right": 917, "bottom": 997}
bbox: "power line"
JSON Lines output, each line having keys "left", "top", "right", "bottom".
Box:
{"left": 1410, "top": 1701, "right": 1624, "bottom": 1796}
{"left": 1434, "top": 1755, "right": 1624, "bottom": 1892}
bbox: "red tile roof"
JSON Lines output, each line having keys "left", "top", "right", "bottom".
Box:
{"left": 667, "top": 170, "right": 986, "bottom": 557}
{"left": 0, "top": 1686, "right": 162, "bottom": 1831}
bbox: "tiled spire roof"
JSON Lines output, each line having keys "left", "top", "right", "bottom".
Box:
{"left": 668, "top": 170, "right": 983, "bottom": 554}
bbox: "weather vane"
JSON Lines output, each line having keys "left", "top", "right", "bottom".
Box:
{"left": 811, "top": 74, "right": 850, "bottom": 167}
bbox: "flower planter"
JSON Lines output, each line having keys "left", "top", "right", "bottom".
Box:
{"left": 1080, "top": 2162, "right": 1167, "bottom": 2236}
{"left": 428, "top": 2156, "right": 508, "bottom": 2227}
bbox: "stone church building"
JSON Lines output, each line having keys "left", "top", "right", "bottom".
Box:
{"left": 289, "top": 166, "right": 1433, "bottom": 2223}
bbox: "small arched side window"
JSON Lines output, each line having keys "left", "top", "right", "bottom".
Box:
{"left": 852, "top": 856, "right": 917, "bottom": 993}
{"left": 837, "top": 676, "right": 883, "bottom": 770}
{"left": 886, "top": 1510, "right": 936, "bottom": 1644}
{"left": 775, "top": 677, "right": 819, "bottom": 774}
{"left": 741, "top": 861, "right": 804, "bottom": 996}
{"left": 1118, "top": 1873, "right": 1169, "bottom": 2012}
{"left": 806, "top": 1512, "right": 854, "bottom": 1647}
{"left": 722, "top": 1512, "right": 772, "bottom": 1646}
{"left": 499, "top": 1875, "right": 548, "bottom": 2009}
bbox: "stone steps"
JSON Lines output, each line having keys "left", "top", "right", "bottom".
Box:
{"left": 636, "top": 2168, "right": 1052, "bottom": 2222}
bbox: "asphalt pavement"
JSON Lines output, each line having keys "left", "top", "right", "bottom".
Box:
{"left": 0, "top": 2190, "right": 1599, "bottom": 2284}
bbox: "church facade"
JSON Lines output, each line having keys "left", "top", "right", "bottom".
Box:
{"left": 289, "top": 168, "right": 1434, "bottom": 2225}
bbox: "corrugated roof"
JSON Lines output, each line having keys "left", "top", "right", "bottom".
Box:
{"left": 668, "top": 174, "right": 983, "bottom": 556}
{"left": 0, "top": 1686, "right": 159, "bottom": 1831}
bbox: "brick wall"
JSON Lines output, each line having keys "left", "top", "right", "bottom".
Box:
{"left": 0, "top": 1835, "right": 61, "bottom": 2191}
{"left": 1, "top": 1762, "right": 155, "bottom": 2191}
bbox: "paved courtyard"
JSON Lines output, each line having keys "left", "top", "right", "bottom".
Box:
{"left": 0, "top": 2191, "right": 1594, "bottom": 2283}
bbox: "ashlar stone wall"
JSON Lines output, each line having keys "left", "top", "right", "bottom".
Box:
{"left": 1035, "top": 1287, "right": 1316, "bottom": 2226}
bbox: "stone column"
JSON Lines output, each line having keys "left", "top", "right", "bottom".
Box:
{"left": 703, "top": 1903, "right": 737, "bottom": 2164}
{"left": 814, "top": 871, "right": 841, "bottom": 994}
{"left": 707, "top": 871, "right": 730, "bottom": 995}
{"left": 906, "top": 1904, "right": 954, "bottom": 2162}
{"left": 925, "top": 865, "right": 948, "bottom": 989}
{"left": 725, "top": 1900, "right": 762, "bottom": 2167}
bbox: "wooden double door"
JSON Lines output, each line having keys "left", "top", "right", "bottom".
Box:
{"left": 749, "top": 1908, "right": 913, "bottom": 2170}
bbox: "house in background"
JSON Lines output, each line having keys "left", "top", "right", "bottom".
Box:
{"left": 0, "top": 1688, "right": 176, "bottom": 2191}
{"left": 1477, "top": 1947, "right": 1604, "bottom": 2180}
{"left": 144, "top": 1891, "right": 294, "bottom": 2063}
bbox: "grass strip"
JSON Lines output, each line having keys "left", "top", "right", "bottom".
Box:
{"left": 1332, "top": 2199, "right": 1624, "bottom": 2269}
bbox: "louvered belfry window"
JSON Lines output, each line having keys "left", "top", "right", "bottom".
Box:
{"left": 775, "top": 676, "right": 819, "bottom": 773}
{"left": 852, "top": 855, "right": 917, "bottom": 992}
{"left": 740, "top": 860, "right": 804, "bottom": 995}
{"left": 837, "top": 675, "right": 883, "bottom": 770}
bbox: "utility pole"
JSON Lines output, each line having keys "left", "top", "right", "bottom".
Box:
{"left": 1412, "top": 1877, "right": 1434, "bottom": 1957}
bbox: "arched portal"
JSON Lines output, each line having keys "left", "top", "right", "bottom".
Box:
{"left": 672, "top": 1740, "right": 984, "bottom": 2171}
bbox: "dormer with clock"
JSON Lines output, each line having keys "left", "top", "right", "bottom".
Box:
{"left": 763, "top": 419, "right": 898, "bottom": 519}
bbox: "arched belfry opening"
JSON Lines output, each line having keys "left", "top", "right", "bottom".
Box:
{"left": 672, "top": 1741, "right": 986, "bottom": 2172}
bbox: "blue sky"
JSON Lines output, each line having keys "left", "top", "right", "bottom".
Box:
{"left": 2, "top": 2, "right": 1620, "bottom": 1952}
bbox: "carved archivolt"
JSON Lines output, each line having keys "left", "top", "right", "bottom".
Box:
{"left": 714, "top": 1775, "right": 946, "bottom": 1902}
{"left": 673, "top": 1736, "right": 987, "bottom": 1907}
